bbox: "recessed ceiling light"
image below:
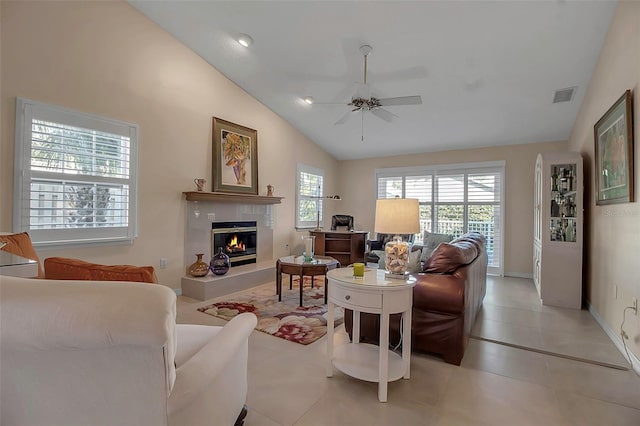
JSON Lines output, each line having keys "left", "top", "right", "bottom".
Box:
{"left": 237, "top": 34, "right": 253, "bottom": 48}
{"left": 303, "top": 96, "right": 314, "bottom": 105}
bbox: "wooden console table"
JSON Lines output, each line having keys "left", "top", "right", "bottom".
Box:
{"left": 309, "top": 230, "right": 368, "bottom": 267}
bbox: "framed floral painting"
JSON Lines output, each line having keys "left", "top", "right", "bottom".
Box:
{"left": 212, "top": 117, "right": 258, "bottom": 194}
{"left": 594, "top": 90, "right": 634, "bottom": 205}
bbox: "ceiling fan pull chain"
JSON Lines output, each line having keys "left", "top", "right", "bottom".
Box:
{"left": 361, "top": 110, "right": 364, "bottom": 141}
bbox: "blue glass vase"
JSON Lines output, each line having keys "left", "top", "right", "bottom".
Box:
{"left": 210, "top": 247, "right": 230, "bottom": 276}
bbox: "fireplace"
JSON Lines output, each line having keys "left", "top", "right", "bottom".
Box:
{"left": 211, "top": 221, "right": 257, "bottom": 267}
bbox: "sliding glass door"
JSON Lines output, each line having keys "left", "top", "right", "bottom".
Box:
{"left": 376, "top": 162, "right": 504, "bottom": 275}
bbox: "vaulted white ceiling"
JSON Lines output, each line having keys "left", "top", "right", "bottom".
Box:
{"left": 130, "top": 1, "right": 616, "bottom": 160}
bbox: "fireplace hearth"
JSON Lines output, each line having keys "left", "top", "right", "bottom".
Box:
{"left": 211, "top": 221, "right": 257, "bottom": 267}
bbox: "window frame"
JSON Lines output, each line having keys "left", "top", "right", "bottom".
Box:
{"left": 13, "top": 97, "right": 139, "bottom": 247}
{"left": 295, "top": 163, "right": 324, "bottom": 229}
{"left": 375, "top": 161, "right": 505, "bottom": 276}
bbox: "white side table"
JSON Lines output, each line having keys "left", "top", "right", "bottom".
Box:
{"left": 326, "top": 267, "right": 416, "bottom": 402}
{"left": 0, "top": 252, "right": 38, "bottom": 278}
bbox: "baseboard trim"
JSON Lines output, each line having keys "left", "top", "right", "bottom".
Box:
{"left": 504, "top": 272, "right": 533, "bottom": 279}
{"left": 588, "top": 302, "right": 640, "bottom": 375}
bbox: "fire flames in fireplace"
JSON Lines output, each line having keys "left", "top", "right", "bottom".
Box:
{"left": 226, "top": 235, "right": 246, "bottom": 253}
{"left": 211, "top": 221, "right": 257, "bottom": 267}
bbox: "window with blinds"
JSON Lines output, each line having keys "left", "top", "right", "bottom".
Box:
{"left": 14, "top": 98, "right": 138, "bottom": 246}
{"left": 296, "top": 163, "right": 324, "bottom": 228}
{"left": 376, "top": 162, "right": 504, "bottom": 275}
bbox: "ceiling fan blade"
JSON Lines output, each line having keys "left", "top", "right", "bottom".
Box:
{"left": 378, "top": 96, "right": 422, "bottom": 106}
{"left": 334, "top": 111, "right": 352, "bottom": 125}
{"left": 370, "top": 108, "right": 397, "bottom": 123}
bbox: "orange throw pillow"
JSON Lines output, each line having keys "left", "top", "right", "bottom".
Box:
{"left": 0, "top": 232, "right": 44, "bottom": 278}
{"left": 44, "top": 257, "right": 157, "bottom": 284}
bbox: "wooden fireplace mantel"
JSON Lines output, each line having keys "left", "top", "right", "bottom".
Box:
{"left": 183, "top": 191, "right": 284, "bottom": 204}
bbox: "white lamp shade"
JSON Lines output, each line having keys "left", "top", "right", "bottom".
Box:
{"left": 374, "top": 198, "right": 420, "bottom": 234}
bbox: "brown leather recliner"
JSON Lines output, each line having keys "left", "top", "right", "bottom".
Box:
{"left": 345, "top": 232, "right": 487, "bottom": 365}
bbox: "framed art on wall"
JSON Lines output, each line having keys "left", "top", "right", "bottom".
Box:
{"left": 594, "top": 90, "right": 634, "bottom": 205}
{"left": 212, "top": 117, "right": 258, "bottom": 194}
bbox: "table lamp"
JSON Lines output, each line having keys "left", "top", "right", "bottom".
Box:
{"left": 374, "top": 198, "right": 420, "bottom": 279}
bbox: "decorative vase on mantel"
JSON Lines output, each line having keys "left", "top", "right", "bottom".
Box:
{"left": 188, "top": 253, "right": 209, "bottom": 277}
{"left": 210, "top": 247, "right": 230, "bottom": 276}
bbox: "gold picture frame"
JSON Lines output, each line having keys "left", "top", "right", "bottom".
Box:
{"left": 594, "top": 90, "right": 634, "bottom": 205}
{"left": 212, "top": 117, "right": 258, "bottom": 194}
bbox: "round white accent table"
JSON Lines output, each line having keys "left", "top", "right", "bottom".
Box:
{"left": 325, "top": 267, "right": 416, "bottom": 402}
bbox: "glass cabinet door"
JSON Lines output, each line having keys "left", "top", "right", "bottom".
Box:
{"left": 534, "top": 159, "right": 541, "bottom": 242}
{"left": 549, "top": 163, "right": 577, "bottom": 242}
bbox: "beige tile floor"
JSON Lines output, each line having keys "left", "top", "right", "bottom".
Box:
{"left": 177, "top": 276, "right": 640, "bottom": 426}
{"left": 472, "top": 276, "right": 630, "bottom": 367}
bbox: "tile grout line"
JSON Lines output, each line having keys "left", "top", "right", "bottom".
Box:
{"left": 470, "top": 335, "right": 629, "bottom": 371}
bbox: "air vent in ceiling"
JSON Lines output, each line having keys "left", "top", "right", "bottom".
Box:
{"left": 553, "top": 87, "right": 577, "bottom": 103}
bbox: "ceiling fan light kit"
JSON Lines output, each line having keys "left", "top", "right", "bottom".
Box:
{"left": 310, "top": 44, "right": 422, "bottom": 141}
{"left": 237, "top": 33, "right": 253, "bottom": 48}
{"left": 303, "top": 96, "right": 314, "bottom": 104}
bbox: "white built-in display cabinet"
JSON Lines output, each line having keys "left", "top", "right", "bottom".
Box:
{"left": 533, "top": 152, "right": 583, "bottom": 309}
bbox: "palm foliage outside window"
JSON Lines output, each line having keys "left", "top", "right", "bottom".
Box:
{"left": 296, "top": 164, "right": 324, "bottom": 228}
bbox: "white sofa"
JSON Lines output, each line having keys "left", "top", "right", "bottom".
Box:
{"left": 0, "top": 276, "right": 257, "bottom": 426}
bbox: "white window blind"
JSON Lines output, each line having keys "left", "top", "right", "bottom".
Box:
{"left": 296, "top": 164, "right": 324, "bottom": 228}
{"left": 376, "top": 162, "right": 504, "bottom": 275}
{"left": 377, "top": 174, "right": 433, "bottom": 241}
{"left": 14, "top": 98, "right": 138, "bottom": 246}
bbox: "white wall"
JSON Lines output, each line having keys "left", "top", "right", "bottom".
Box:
{"left": 0, "top": 1, "right": 339, "bottom": 289}
{"left": 567, "top": 1, "right": 640, "bottom": 360}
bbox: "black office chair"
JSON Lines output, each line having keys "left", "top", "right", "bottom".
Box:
{"left": 331, "top": 214, "right": 354, "bottom": 231}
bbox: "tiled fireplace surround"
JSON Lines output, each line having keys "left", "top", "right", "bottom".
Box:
{"left": 182, "top": 200, "right": 275, "bottom": 300}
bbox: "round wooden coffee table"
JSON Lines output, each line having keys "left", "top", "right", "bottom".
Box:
{"left": 276, "top": 255, "right": 340, "bottom": 306}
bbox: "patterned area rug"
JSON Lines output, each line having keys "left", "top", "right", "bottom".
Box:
{"left": 197, "top": 277, "right": 344, "bottom": 345}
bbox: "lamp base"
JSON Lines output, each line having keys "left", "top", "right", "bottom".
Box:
{"left": 384, "top": 237, "right": 411, "bottom": 278}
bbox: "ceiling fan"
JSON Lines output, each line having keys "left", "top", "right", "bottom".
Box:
{"left": 314, "top": 45, "right": 422, "bottom": 140}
